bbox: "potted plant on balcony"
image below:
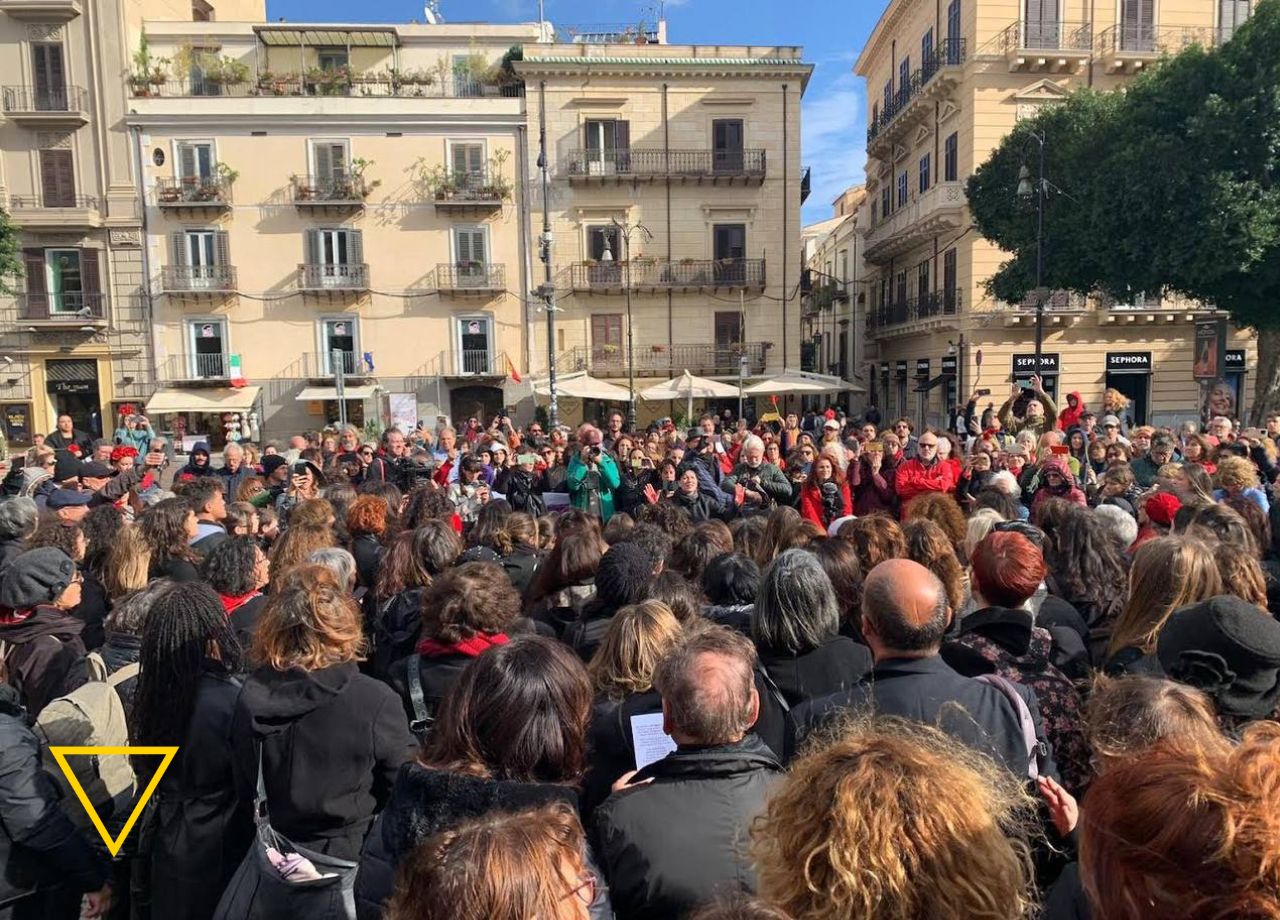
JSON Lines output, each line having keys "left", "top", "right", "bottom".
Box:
{"left": 290, "top": 174, "right": 314, "bottom": 201}
{"left": 349, "top": 158, "right": 381, "bottom": 200}
{"left": 416, "top": 162, "right": 458, "bottom": 201}
{"left": 205, "top": 55, "right": 250, "bottom": 86}
{"left": 158, "top": 182, "right": 182, "bottom": 204}
{"left": 479, "top": 149, "right": 512, "bottom": 201}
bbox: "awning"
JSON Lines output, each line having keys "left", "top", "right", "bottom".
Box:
{"left": 295, "top": 385, "right": 378, "bottom": 402}
{"left": 254, "top": 25, "right": 399, "bottom": 47}
{"left": 640, "top": 371, "right": 741, "bottom": 401}
{"left": 531, "top": 372, "right": 632, "bottom": 402}
{"left": 742, "top": 370, "right": 865, "bottom": 396}
{"left": 145, "top": 386, "right": 261, "bottom": 414}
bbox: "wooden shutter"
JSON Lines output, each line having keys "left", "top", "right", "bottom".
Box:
{"left": 39, "top": 149, "right": 75, "bottom": 207}
{"left": 304, "top": 228, "right": 321, "bottom": 265}
{"left": 33, "top": 44, "right": 66, "bottom": 101}
{"left": 346, "top": 230, "right": 363, "bottom": 267}
{"left": 22, "top": 250, "right": 48, "bottom": 318}
{"left": 313, "top": 143, "right": 331, "bottom": 181}
{"left": 329, "top": 144, "right": 348, "bottom": 178}
{"left": 614, "top": 120, "right": 630, "bottom": 151}
{"left": 714, "top": 312, "right": 742, "bottom": 346}
{"left": 214, "top": 230, "right": 230, "bottom": 266}
{"left": 592, "top": 314, "right": 622, "bottom": 348}
{"left": 80, "top": 249, "right": 101, "bottom": 294}
{"left": 169, "top": 231, "right": 186, "bottom": 265}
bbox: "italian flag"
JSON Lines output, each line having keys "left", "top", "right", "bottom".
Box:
{"left": 229, "top": 354, "right": 247, "bottom": 388}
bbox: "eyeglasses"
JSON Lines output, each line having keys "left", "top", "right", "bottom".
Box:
{"left": 918, "top": 441, "right": 939, "bottom": 449}
{"left": 563, "top": 873, "right": 598, "bottom": 906}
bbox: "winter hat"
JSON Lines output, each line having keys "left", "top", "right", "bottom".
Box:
{"left": 78, "top": 460, "right": 112, "bottom": 479}
{"left": 488, "top": 442, "right": 508, "bottom": 456}
{"left": 1144, "top": 491, "right": 1182, "bottom": 527}
{"left": 260, "top": 455, "right": 288, "bottom": 480}
{"left": 1157, "top": 595, "right": 1280, "bottom": 719}
{"left": 1100, "top": 415, "right": 1122, "bottom": 428}
{"left": 594, "top": 542, "right": 654, "bottom": 609}
{"left": 0, "top": 547, "right": 76, "bottom": 609}
{"left": 1102, "top": 496, "right": 1137, "bottom": 519}
{"left": 52, "top": 454, "right": 82, "bottom": 484}
{"left": 459, "top": 545, "right": 501, "bottom": 564}
{"left": 191, "top": 441, "right": 211, "bottom": 458}
{"left": 46, "top": 488, "right": 92, "bottom": 510}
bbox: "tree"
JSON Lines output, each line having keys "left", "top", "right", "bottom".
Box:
{"left": 0, "top": 207, "right": 20, "bottom": 295}
{"left": 967, "top": 0, "right": 1280, "bottom": 422}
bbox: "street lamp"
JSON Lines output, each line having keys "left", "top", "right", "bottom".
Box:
{"left": 1017, "top": 132, "right": 1047, "bottom": 378}
{"left": 600, "top": 218, "right": 652, "bottom": 431}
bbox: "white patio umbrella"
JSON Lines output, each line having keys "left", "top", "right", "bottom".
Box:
{"left": 531, "top": 371, "right": 633, "bottom": 401}
{"left": 742, "top": 369, "right": 865, "bottom": 396}
{"left": 640, "top": 370, "right": 741, "bottom": 422}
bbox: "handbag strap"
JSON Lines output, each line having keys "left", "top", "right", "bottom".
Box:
{"left": 406, "top": 654, "right": 433, "bottom": 740}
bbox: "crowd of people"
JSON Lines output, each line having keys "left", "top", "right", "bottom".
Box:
{"left": 0, "top": 386, "right": 1279, "bottom": 920}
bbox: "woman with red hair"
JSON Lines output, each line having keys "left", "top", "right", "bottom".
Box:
{"left": 799, "top": 452, "right": 851, "bottom": 530}
{"left": 943, "top": 531, "right": 1091, "bottom": 794}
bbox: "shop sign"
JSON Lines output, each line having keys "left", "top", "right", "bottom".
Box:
{"left": 1106, "top": 352, "right": 1152, "bottom": 373}
{"left": 1012, "top": 353, "right": 1060, "bottom": 374}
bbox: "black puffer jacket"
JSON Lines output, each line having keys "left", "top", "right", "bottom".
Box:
{"left": 753, "top": 636, "right": 873, "bottom": 758}
{"left": 367, "top": 587, "right": 426, "bottom": 680}
{"left": 354, "top": 765, "right": 611, "bottom": 920}
{"left": 594, "top": 735, "right": 783, "bottom": 920}
{"left": 0, "top": 684, "right": 110, "bottom": 908}
{"left": 0, "top": 605, "right": 88, "bottom": 718}
{"left": 582, "top": 690, "right": 663, "bottom": 817}
{"left": 351, "top": 533, "right": 382, "bottom": 591}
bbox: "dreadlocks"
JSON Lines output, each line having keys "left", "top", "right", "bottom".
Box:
{"left": 132, "top": 581, "right": 242, "bottom": 781}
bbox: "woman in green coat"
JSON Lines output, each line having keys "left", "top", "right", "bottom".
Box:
{"left": 565, "top": 424, "right": 621, "bottom": 521}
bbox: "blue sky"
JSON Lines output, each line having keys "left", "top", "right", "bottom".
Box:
{"left": 266, "top": 0, "right": 884, "bottom": 225}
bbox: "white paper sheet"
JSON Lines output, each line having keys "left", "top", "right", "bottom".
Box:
{"left": 630, "top": 711, "right": 676, "bottom": 770}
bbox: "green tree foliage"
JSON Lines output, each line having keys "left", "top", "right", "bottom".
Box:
{"left": 967, "top": 0, "right": 1280, "bottom": 419}
{"left": 0, "top": 207, "right": 21, "bottom": 295}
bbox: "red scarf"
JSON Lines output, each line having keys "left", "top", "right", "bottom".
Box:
{"left": 220, "top": 591, "right": 261, "bottom": 615}
{"left": 416, "top": 631, "right": 508, "bottom": 658}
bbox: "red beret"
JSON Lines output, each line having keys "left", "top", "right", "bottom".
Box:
{"left": 1144, "top": 491, "right": 1182, "bottom": 526}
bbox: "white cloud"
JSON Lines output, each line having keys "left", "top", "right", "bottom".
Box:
{"left": 800, "top": 72, "right": 866, "bottom": 221}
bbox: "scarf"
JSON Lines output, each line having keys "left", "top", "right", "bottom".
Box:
{"left": 416, "top": 631, "right": 508, "bottom": 658}
{"left": 220, "top": 591, "right": 261, "bottom": 615}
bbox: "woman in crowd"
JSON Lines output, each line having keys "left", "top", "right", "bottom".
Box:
{"left": 751, "top": 550, "right": 872, "bottom": 757}
{"left": 702, "top": 553, "right": 760, "bottom": 634}
{"left": 902, "top": 520, "right": 967, "bottom": 615}
{"left": 1038, "top": 499, "right": 1128, "bottom": 662}
{"left": 447, "top": 456, "right": 491, "bottom": 527}
{"left": 200, "top": 535, "right": 271, "bottom": 649}
{"left": 526, "top": 529, "right": 607, "bottom": 636}
{"left": 1214, "top": 454, "right": 1271, "bottom": 513}
{"left": 492, "top": 512, "right": 543, "bottom": 597}
{"left": 798, "top": 453, "right": 850, "bottom": 530}
{"left": 130, "top": 581, "right": 250, "bottom": 920}
{"left": 232, "top": 565, "right": 415, "bottom": 913}
{"left": 0, "top": 547, "right": 88, "bottom": 718}
{"left": 1104, "top": 536, "right": 1222, "bottom": 676}
{"left": 267, "top": 523, "right": 336, "bottom": 589}
{"left": 354, "top": 635, "right": 596, "bottom": 920}
{"left": 386, "top": 561, "right": 522, "bottom": 734}
{"left": 837, "top": 513, "right": 906, "bottom": 575}
{"left": 97, "top": 579, "right": 171, "bottom": 719}
{"left": 752, "top": 720, "right": 1035, "bottom": 920}
{"left": 139, "top": 497, "right": 201, "bottom": 582}
{"left": 347, "top": 494, "right": 392, "bottom": 590}
{"left": 811, "top": 538, "right": 864, "bottom": 640}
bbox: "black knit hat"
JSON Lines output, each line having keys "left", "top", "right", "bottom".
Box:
{"left": 260, "top": 455, "right": 288, "bottom": 479}
{"left": 1157, "top": 595, "right": 1280, "bottom": 719}
{"left": 0, "top": 547, "right": 76, "bottom": 609}
{"left": 594, "top": 542, "right": 654, "bottom": 609}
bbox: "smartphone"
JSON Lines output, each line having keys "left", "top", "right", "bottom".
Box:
{"left": 975, "top": 388, "right": 991, "bottom": 397}
{"left": 1017, "top": 380, "right": 1033, "bottom": 390}
{"left": 1050, "top": 445, "right": 1069, "bottom": 455}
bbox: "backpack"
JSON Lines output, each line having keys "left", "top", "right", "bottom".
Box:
{"left": 32, "top": 654, "right": 138, "bottom": 830}
{"left": 404, "top": 655, "right": 436, "bottom": 745}
{"left": 975, "top": 673, "right": 1048, "bottom": 781}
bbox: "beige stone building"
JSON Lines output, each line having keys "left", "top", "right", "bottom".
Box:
{"left": 801, "top": 184, "right": 866, "bottom": 410}
{"left": 857, "top": 0, "right": 1258, "bottom": 430}
{"left": 517, "top": 41, "right": 812, "bottom": 427}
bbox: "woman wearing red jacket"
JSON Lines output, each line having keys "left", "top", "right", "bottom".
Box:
{"left": 800, "top": 453, "right": 852, "bottom": 529}
{"left": 893, "top": 429, "right": 958, "bottom": 518}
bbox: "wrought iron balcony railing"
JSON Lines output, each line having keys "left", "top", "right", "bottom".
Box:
{"left": 557, "top": 342, "right": 769, "bottom": 379}
{"left": 297, "top": 263, "right": 369, "bottom": 291}
{"left": 8, "top": 194, "right": 99, "bottom": 211}
{"left": 157, "top": 177, "right": 233, "bottom": 206}
{"left": 159, "top": 353, "right": 232, "bottom": 381}
{"left": 161, "top": 265, "right": 237, "bottom": 292}
{"left": 430, "top": 169, "right": 510, "bottom": 207}
{"left": 569, "top": 258, "right": 766, "bottom": 291}
{"left": 1, "top": 85, "right": 87, "bottom": 114}
{"left": 290, "top": 173, "right": 370, "bottom": 205}
{"left": 997, "top": 20, "right": 1094, "bottom": 53}
{"left": 563, "top": 148, "right": 767, "bottom": 179}
{"left": 869, "top": 290, "right": 963, "bottom": 328}
{"left": 867, "top": 38, "right": 967, "bottom": 144}
{"left": 16, "top": 291, "right": 107, "bottom": 321}
{"left": 437, "top": 263, "right": 506, "bottom": 291}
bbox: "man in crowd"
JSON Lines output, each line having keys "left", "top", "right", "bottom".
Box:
{"left": 1131, "top": 432, "right": 1178, "bottom": 488}
{"left": 997, "top": 375, "right": 1058, "bottom": 438}
{"left": 216, "top": 442, "right": 253, "bottom": 501}
{"left": 365, "top": 427, "right": 408, "bottom": 486}
{"left": 184, "top": 478, "right": 228, "bottom": 556}
{"left": 45, "top": 415, "right": 93, "bottom": 458}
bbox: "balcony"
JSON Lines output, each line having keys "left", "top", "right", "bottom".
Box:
{"left": 1098, "top": 291, "right": 1224, "bottom": 325}
{"left": 996, "top": 21, "right": 1093, "bottom": 72}
{"left": 145, "top": 73, "right": 525, "bottom": 100}
{"left": 999, "top": 290, "right": 1088, "bottom": 327}
{"left": 868, "top": 290, "right": 962, "bottom": 332}
{"left": 431, "top": 169, "right": 509, "bottom": 213}
{"left": 15, "top": 292, "right": 107, "bottom": 326}
{"left": 865, "top": 181, "right": 967, "bottom": 264}
{"left": 159, "top": 353, "right": 233, "bottom": 383}
{"left": 563, "top": 148, "right": 766, "bottom": 184}
{"left": 161, "top": 265, "right": 237, "bottom": 295}
{"left": 297, "top": 263, "right": 369, "bottom": 294}
{"left": 156, "top": 177, "right": 233, "bottom": 213}
{"left": 559, "top": 22, "right": 663, "bottom": 43}
{"left": 866, "top": 38, "right": 967, "bottom": 155}
{"left": 805, "top": 281, "right": 850, "bottom": 316}
{"left": 557, "top": 342, "right": 769, "bottom": 379}
{"left": 436, "top": 263, "right": 506, "bottom": 296}
{"left": 7, "top": 195, "right": 101, "bottom": 230}
{"left": 569, "top": 258, "right": 766, "bottom": 293}
{"left": 301, "top": 350, "right": 372, "bottom": 379}
{"left": 800, "top": 166, "right": 811, "bottom": 205}
{"left": 0, "top": 0, "right": 81, "bottom": 20}
{"left": 1098, "top": 24, "right": 1224, "bottom": 72}
{"left": 1, "top": 86, "right": 88, "bottom": 126}
{"left": 290, "top": 174, "right": 370, "bottom": 211}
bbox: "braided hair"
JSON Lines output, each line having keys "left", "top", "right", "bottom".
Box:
{"left": 131, "top": 581, "right": 241, "bottom": 781}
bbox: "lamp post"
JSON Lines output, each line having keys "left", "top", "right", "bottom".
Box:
{"left": 1017, "top": 131, "right": 1047, "bottom": 378}
{"left": 600, "top": 218, "right": 652, "bottom": 432}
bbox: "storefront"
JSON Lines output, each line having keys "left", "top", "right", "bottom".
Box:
{"left": 1011, "top": 353, "right": 1060, "bottom": 401}
{"left": 1225, "top": 349, "right": 1248, "bottom": 419}
{"left": 145, "top": 386, "right": 263, "bottom": 451}
{"left": 295, "top": 385, "right": 377, "bottom": 431}
{"left": 45, "top": 359, "right": 103, "bottom": 438}
{"left": 1105, "top": 351, "right": 1152, "bottom": 426}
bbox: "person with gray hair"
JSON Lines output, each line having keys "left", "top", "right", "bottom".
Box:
{"left": 749, "top": 548, "right": 873, "bottom": 756}
{"left": 723, "top": 435, "right": 792, "bottom": 515}
{"left": 307, "top": 546, "right": 358, "bottom": 592}
{"left": 594, "top": 626, "right": 783, "bottom": 920}
{"left": 788, "top": 558, "right": 1062, "bottom": 785}
{"left": 1094, "top": 503, "right": 1138, "bottom": 550}
{"left": 0, "top": 496, "right": 39, "bottom": 570}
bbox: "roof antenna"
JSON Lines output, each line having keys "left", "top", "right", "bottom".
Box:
{"left": 424, "top": 0, "right": 442, "bottom": 24}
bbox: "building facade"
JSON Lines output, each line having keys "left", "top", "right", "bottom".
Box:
{"left": 801, "top": 184, "right": 866, "bottom": 413}
{"left": 517, "top": 41, "right": 812, "bottom": 427}
{"left": 857, "top": 0, "right": 1258, "bottom": 430}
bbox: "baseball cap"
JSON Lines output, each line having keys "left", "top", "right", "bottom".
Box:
{"left": 47, "top": 488, "right": 92, "bottom": 510}
{"left": 823, "top": 418, "right": 841, "bottom": 430}
{"left": 78, "top": 461, "right": 112, "bottom": 479}
{"left": 1101, "top": 414, "right": 1122, "bottom": 428}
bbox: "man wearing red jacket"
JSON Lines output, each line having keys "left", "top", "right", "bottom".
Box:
{"left": 893, "top": 430, "right": 958, "bottom": 517}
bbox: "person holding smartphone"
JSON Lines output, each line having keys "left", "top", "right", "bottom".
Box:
{"left": 447, "top": 455, "right": 491, "bottom": 528}
{"left": 997, "top": 374, "right": 1058, "bottom": 439}
{"left": 565, "top": 425, "right": 620, "bottom": 521}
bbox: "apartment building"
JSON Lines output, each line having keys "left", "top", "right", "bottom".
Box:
{"left": 857, "top": 0, "right": 1258, "bottom": 429}
{"left": 801, "top": 184, "right": 866, "bottom": 412}
{"left": 127, "top": 18, "right": 540, "bottom": 439}
{"left": 517, "top": 40, "right": 812, "bottom": 426}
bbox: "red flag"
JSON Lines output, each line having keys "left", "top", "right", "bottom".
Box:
{"left": 506, "top": 355, "right": 522, "bottom": 384}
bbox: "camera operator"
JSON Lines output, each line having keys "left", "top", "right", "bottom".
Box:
{"left": 446, "top": 455, "right": 491, "bottom": 528}
{"left": 724, "top": 435, "right": 792, "bottom": 516}
{"left": 566, "top": 424, "right": 621, "bottom": 522}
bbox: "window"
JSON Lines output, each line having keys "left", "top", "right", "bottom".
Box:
{"left": 895, "top": 270, "right": 908, "bottom": 307}
{"left": 882, "top": 80, "right": 893, "bottom": 114}
{"left": 39, "top": 148, "right": 75, "bottom": 207}
{"left": 897, "top": 172, "right": 909, "bottom": 207}
{"left": 21, "top": 247, "right": 99, "bottom": 318}
{"left": 871, "top": 102, "right": 879, "bottom": 126}
{"left": 947, "top": 0, "right": 962, "bottom": 53}
{"left": 452, "top": 226, "right": 489, "bottom": 286}
{"left": 919, "top": 153, "right": 931, "bottom": 193}
{"left": 922, "top": 28, "right": 935, "bottom": 71}
{"left": 456, "top": 315, "right": 493, "bottom": 374}
{"left": 187, "top": 48, "right": 224, "bottom": 97}
{"left": 917, "top": 261, "right": 930, "bottom": 301}
{"left": 176, "top": 141, "right": 215, "bottom": 182}
{"left": 1120, "top": 0, "right": 1156, "bottom": 49}
{"left": 319, "top": 318, "right": 358, "bottom": 375}
{"left": 714, "top": 223, "right": 747, "bottom": 282}
{"left": 881, "top": 185, "right": 892, "bottom": 219}
{"left": 304, "top": 228, "right": 364, "bottom": 287}
{"left": 187, "top": 319, "right": 228, "bottom": 378}
{"left": 712, "top": 119, "right": 745, "bottom": 172}
{"left": 898, "top": 57, "right": 911, "bottom": 105}
{"left": 179, "top": 229, "right": 221, "bottom": 288}
{"left": 871, "top": 199, "right": 878, "bottom": 225}
{"left": 31, "top": 43, "right": 66, "bottom": 111}
{"left": 1219, "top": 0, "right": 1251, "bottom": 38}
{"left": 1024, "top": 0, "right": 1062, "bottom": 48}
{"left": 45, "top": 249, "right": 83, "bottom": 313}
{"left": 838, "top": 249, "right": 849, "bottom": 287}
{"left": 586, "top": 226, "right": 622, "bottom": 284}
{"left": 583, "top": 119, "right": 630, "bottom": 174}
{"left": 591, "top": 313, "right": 624, "bottom": 364}
{"left": 943, "top": 248, "right": 958, "bottom": 309}
{"left": 714, "top": 312, "right": 742, "bottom": 348}
{"left": 310, "top": 140, "right": 349, "bottom": 182}
{"left": 317, "top": 49, "right": 349, "bottom": 71}
{"left": 453, "top": 55, "right": 483, "bottom": 97}
{"left": 449, "top": 141, "right": 485, "bottom": 187}
{"left": 944, "top": 132, "right": 958, "bottom": 181}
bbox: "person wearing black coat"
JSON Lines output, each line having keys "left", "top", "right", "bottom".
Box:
{"left": 495, "top": 463, "right": 547, "bottom": 516}
{"left": 582, "top": 689, "right": 663, "bottom": 818}
{"left": 0, "top": 682, "right": 112, "bottom": 919}
{"left": 786, "top": 559, "right": 1060, "bottom": 787}
{"left": 565, "top": 543, "right": 655, "bottom": 662}
{"left": 350, "top": 531, "right": 382, "bottom": 591}
{"left": 594, "top": 627, "right": 783, "bottom": 920}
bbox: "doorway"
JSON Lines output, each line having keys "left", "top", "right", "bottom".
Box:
{"left": 1105, "top": 371, "right": 1150, "bottom": 426}
{"left": 45, "top": 358, "right": 100, "bottom": 436}
{"left": 449, "top": 384, "right": 503, "bottom": 425}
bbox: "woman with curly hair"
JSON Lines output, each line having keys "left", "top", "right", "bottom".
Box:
{"left": 904, "top": 492, "right": 969, "bottom": 560}
{"left": 752, "top": 719, "right": 1036, "bottom": 920}
{"left": 267, "top": 523, "right": 335, "bottom": 590}
{"left": 347, "top": 493, "right": 392, "bottom": 589}
{"left": 835, "top": 513, "right": 906, "bottom": 576}
{"left": 902, "top": 519, "right": 966, "bottom": 615}
{"left": 1214, "top": 453, "right": 1270, "bottom": 513}
{"left": 139, "top": 496, "right": 201, "bottom": 582}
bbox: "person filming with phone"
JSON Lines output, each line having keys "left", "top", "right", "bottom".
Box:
{"left": 997, "top": 374, "right": 1059, "bottom": 439}
{"left": 566, "top": 424, "right": 620, "bottom": 522}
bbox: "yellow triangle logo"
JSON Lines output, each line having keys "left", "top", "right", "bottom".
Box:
{"left": 49, "top": 746, "right": 179, "bottom": 857}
